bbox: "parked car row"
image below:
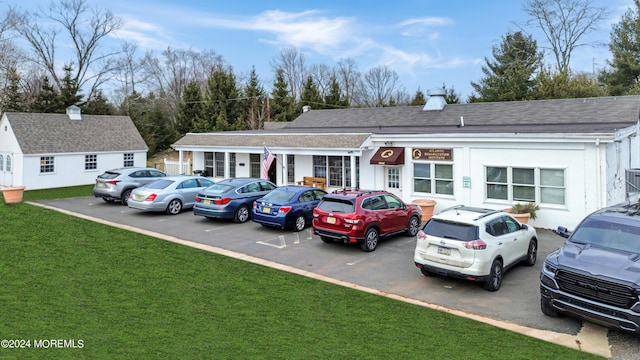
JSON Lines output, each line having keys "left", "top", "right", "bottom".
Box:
{"left": 93, "top": 168, "right": 640, "bottom": 333}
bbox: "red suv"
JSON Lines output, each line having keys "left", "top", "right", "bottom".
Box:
{"left": 312, "top": 189, "right": 422, "bottom": 252}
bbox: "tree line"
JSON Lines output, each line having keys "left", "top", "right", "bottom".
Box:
{"left": 0, "top": 0, "right": 639, "bottom": 155}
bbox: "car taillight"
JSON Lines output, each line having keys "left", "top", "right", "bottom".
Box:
{"left": 195, "top": 196, "right": 201, "bottom": 202}
{"left": 253, "top": 201, "right": 257, "bottom": 208}
{"left": 145, "top": 194, "right": 157, "bottom": 202}
{"left": 107, "top": 180, "right": 119, "bottom": 185}
{"left": 279, "top": 206, "right": 292, "bottom": 214}
{"left": 463, "top": 239, "right": 487, "bottom": 250}
{"left": 417, "top": 230, "right": 427, "bottom": 240}
{"left": 344, "top": 214, "right": 362, "bottom": 224}
{"left": 214, "top": 198, "right": 232, "bottom": 205}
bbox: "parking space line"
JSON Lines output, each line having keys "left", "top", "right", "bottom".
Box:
{"left": 257, "top": 235, "right": 286, "bottom": 249}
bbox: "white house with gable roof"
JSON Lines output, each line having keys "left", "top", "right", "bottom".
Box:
{"left": 0, "top": 106, "right": 148, "bottom": 190}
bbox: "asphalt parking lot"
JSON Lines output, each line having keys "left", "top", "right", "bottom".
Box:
{"left": 36, "top": 197, "right": 640, "bottom": 359}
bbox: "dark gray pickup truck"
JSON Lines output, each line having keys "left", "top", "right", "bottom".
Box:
{"left": 540, "top": 201, "right": 640, "bottom": 333}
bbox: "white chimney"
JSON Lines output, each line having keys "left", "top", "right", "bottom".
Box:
{"left": 302, "top": 105, "right": 311, "bottom": 113}
{"left": 422, "top": 88, "right": 447, "bottom": 111}
{"left": 66, "top": 105, "right": 82, "bottom": 120}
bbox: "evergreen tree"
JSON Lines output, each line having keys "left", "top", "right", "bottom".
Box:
{"left": 59, "top": 64, "right": 83, "bottom": 108}
{"left": 410, "top": 88, "right": 426, "bottom": 105}
{"left": 83, "top": 90, "right": 115, "bottom": 115}
{"left": 176, "top": 81, "right": 204, "bottom": 134}
{"left": 270, "top": 68, "right": 297, "bottom": 122}
{"left": 599, "top": 0, "right": 640, "bottom": 95}
{"left": 443, "top": 84, "right": 462, "bottom": 104}
{"left": 241, "top": 66, "right": 267, "bottom": 130}
{"left": 470, "top": 31, "right": 542, "bottom": 102}
{"left": 2, "top": 67, "right": 25, "bottom": 112}
{"left": 204, "top": 65, "right": 240, "bottom": 131}
{"left": 125, "top": 93, "right": 175, "bottom": 155}
{"left": 534, "top": 67, "right": 606, "bottom": 99}
{"left": 300, "top": 75, "right": 323, "bottom": 109}
{"left": 33, "top": 77, "right": 63, "bottom": 113}
{"left": 324, "top": 74, "right": 348, "bottom": 108}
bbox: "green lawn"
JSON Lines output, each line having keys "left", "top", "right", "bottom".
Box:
{"left": 0, "top": 187, "right": 603, "bottom": 359}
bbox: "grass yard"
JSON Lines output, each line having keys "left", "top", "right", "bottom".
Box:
{"left": 0, "top": 187, "right": 604, "bottom": 359}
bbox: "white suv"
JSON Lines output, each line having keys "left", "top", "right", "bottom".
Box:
{"left": 414, "top": 205, "right": 538, "bottom": 291}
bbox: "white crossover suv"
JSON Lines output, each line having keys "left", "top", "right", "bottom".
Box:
{"left": 414, "top": 205, "right": 538, "bottom": 291}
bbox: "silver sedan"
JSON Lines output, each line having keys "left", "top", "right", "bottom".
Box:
{"left": 128, "top": 176, "right": 215, "bottom": 215}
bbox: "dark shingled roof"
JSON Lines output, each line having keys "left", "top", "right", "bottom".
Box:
{"left": 173, "top": 132, "right": 371, "bottom": 148}
{"left": 172, "top": 96, "right": 640, "bottom": 149}
{"left": 5, "top": 112, "right": 148, "bottom": 154}
{"left": 284, "top": 95, "right": 640, "bottom": 134}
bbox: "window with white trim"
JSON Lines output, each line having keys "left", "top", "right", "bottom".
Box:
{"left": 287, "top": 155, "right": 295, "bottom": 183}
{"left": 123, "top": 153, "right": 134, "bottom": 167}
{"left": 6, "top": 155, "right": 11, "bottom": 172}
{"left": 413, "top": 163, "right": 453, "bottom": 195}
{"left": 313, "top": 155, "right": 358, "bottom": 188}
{"left": 85, "top": 154, "right": 97, "bottom": 170}
{"left": 250, "top": 154, "right": 260, "bottom": 178}
{"left": 0, "top": 155, "right": 3, "bottom": 171}
{"left": 485, "top": 166, "right": 565, "bottom": 205}
{"left": 40, "top": 156, "right": 54, "bottom": 173}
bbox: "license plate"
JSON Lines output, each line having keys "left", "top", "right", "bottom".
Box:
{"left": 204, "top": 199, "right": 211, "bottom": 205}
{"left": 437, "top": 246, "right": 450, "bottom": 256}
{"left": 135, "top": 194, "right": 142, "bottom": 200}
{"left": 263, "top": 207, "right": 271, "bottom": 213}
{"left": 97, "top": 182, "right": 105, "bottom": 188}
{"left": 327, "top": 216, "right": 336, "bottom": 224}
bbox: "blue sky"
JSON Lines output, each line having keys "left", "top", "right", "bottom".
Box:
{"left": 4, "top": 0, "right": 634, "bottom": 100}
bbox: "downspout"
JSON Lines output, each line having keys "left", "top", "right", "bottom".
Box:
{"left": 595, "top": 138, "right": 601, "bottom": 209}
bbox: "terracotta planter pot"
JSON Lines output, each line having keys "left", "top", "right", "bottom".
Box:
{"left": 1, "top": 186, "right": 26, "bottom": 204}
{"left": 511, "top": 212, "right": 530, "bottom": 224}
{"left": 412, "top": 199, "right": 437, "bottom": 222}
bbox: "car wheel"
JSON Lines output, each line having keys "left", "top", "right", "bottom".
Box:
{"left": 540, "top": 297, "right": 559, "bottom": 317}
{"left": 483, "top": 259, "right": 503, "bottom": 291}
{"left": 420, "top": 267, "right": 435, "bottom": 277}
{"left": 294, "top": 215, "right": 306, "bottom": 232}
{"left": 406, "top": 215, "right": 421, "bottom": 236}
{"left": 234, "top": 205, "right": 250, "bottom": 223}
{"left": 360, "top": 228, "right": 379, "bottom": 252}
{"left": 120, "top": 189, "right": 132, "bottom": 205}
{"left": 166, "top": 199, "right": 183, "bottom": 215}
{"left": 524, "top": 239, "right": 537, "bottom": 266}
{"left": 320, "top": 236, "right": 332, "bottom": 243}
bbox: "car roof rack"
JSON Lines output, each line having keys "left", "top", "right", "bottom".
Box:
{"left": 436, "top": 204, "right": 504, "bottom": 220}
{"left": 330, "top": 188, "right": 386, "bottom": 197}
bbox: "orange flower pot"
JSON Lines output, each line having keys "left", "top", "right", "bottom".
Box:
{"left": 1, "top": 186, "right": 26, "bottom": 204}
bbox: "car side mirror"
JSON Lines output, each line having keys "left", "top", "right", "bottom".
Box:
{"left": 521, "top": 224, "right": 528, "bottom": 230}
{"left": 555, "top": 226, "right": 571, "bottom": 238}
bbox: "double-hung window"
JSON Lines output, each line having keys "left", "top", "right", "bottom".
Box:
{"left": 485, "top": 166, "right": 565, "bottom": 205}
{"left": 413, "top": 163, "right": 453, "bottom": 195}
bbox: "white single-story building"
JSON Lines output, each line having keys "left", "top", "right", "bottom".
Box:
{"left": 172, "top": 90, "right": 640, "bottom": 230}
{"left": 0, "top": 106, "right": 148, "bottom": 190}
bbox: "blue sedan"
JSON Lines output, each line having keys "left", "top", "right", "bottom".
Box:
{"left": 193, "top": 178, "right": 277, "bottom": 223}
{"left": 252, "top": 186, "right": 327, "bottom": 231}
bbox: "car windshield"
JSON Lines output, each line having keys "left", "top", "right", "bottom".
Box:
{"left": 203, "top": 183, "right": 234, "bottom": 194}
{"left": 423, "top": 219, "right": 479, "bottom": 241}
{"left": 262, "top": 189, "right": 296, "bottom": 202}
{"left": 144, "top": 179, "right": 174, "bottom": 189}
{"left": 570, "top": 218, "right": 640, "bottom": 254}
{"left": 317, "top": 198, "right": 354, "bottom": 213}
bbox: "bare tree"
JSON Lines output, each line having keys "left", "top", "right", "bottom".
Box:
{"left": 270, "top": 47, "right": 307, "bottom": 100}
{"left": 8, "top": 0, "right": 124, "bottom": 101}
{"left": 142, "top": 47, "right": 224, "bottom": 121}
{"left": 522, "top": 0, "right": 608, "bottom": 74}
{"left": 335, "top": 58, "right": 361, "bottom": 107}
{"left": 361, "top": 65, "right": 400, "bottom": 107}
{"left": 308, "top": 63, "right": 333, "bottom": 100}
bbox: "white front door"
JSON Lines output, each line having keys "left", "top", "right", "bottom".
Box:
{"left": 384, "top": 166, "right": 402, "bottom": 198}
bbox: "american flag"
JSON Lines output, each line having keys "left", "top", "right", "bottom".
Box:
{"left": 262, "top": 145, "right": 275, "bottom": 179}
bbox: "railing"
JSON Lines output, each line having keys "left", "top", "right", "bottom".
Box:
{"left": 163, "top": 158, "right": 191, "bottom": 175}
